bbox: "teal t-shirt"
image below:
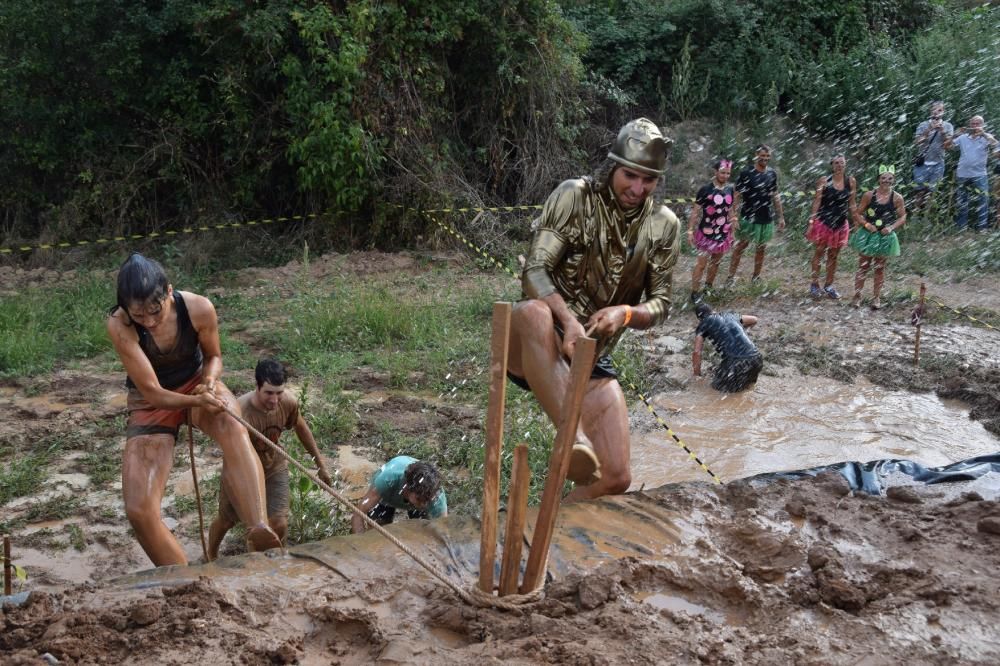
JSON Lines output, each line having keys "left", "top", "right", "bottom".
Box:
{"left": 371, "top": 456, "right": 447, "bottom": 518}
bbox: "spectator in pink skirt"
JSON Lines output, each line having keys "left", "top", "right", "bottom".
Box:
{"left": 806, "top": 154, "right": 857, "bottom": 299}
{"left": 687, "top": 158, "right": 736, "bottom": 302}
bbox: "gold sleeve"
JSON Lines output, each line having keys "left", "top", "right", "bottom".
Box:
{"left": 521, "top": 180, "right": 587, "bottom": 299}
{"left": 641, "top": 208, "right": 681, "bottom": 326}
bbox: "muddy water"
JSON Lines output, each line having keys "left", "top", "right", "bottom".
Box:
{"left": 630, "top": 370, "right": 999, "bottom": 488}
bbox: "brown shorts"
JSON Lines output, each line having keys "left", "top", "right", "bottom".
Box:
{"left": 217, "top": 463, "right": 290, "bottom": 524}
{"left": 126, "top": 374, "right": 202, "bottom": 440}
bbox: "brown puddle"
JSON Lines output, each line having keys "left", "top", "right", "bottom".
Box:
{"left": 630, "top": 371, "right": 999, "bottom": 487}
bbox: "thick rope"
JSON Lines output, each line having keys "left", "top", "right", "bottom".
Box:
{"left": 187, "top": 412, "right": 209, "bottom": 562}
{"left": 219, "top": 404, "right": 545, "bottom": 611}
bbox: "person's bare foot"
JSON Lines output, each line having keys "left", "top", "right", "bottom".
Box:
{"left": 567, "top": 442, "right": 601, "bottom": 484}
{"left": 247, "top": 524, "right": 282, "bottom": 552}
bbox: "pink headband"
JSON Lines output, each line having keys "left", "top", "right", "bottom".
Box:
{"left": 719, "top": 160, "right": 732, "bottom": 169}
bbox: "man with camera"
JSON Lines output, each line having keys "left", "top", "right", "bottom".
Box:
{"left": 911, "top": 101, "right": 953, "bottom": 215}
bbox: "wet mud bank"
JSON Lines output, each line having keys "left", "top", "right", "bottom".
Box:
{"left": 4, "top": 472, "right": 1000, "bottom": 665}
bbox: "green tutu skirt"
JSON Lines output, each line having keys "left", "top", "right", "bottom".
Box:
{"left": 736, "top": 221, "right": 774, "bottom": 245}
{"left": 849, "top": 228, "right": 900, "bottom": 257}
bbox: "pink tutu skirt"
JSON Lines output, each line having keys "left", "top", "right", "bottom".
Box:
{"left": 693, "top": 227, "right": 735, "bottom": 255}
{"left": 806, "top": 218, "right": 849, "bottom": 248}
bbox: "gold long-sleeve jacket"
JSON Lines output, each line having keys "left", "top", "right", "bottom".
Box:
{"left": 522, "top": 177, "right": 681, "bottom": 355}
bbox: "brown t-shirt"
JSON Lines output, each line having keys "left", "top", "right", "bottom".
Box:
{"left": 237, "top": 391, "right": 299, "bottom": 472}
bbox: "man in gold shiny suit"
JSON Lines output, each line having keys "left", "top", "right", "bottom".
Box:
{"left": 507, "top": 118, "right": 680, "bottom": 502}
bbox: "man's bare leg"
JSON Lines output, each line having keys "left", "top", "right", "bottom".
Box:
{"left": 564, "top": 379, "right": 630, "bottom": 502}
{"left": 510, "top": 301, "right": 628, "bottom": 496}
{"left": 192, "top": 384, "right": 280, "bottom": 552}
{"left": 727, "top": 239, "right": 750, "bottom": 281}
{"left": 752, "top": 244, "right": 767, "bottom": 279}
{"left": 206, "top": 512, "right": 234, "bottom": 561}
{"left": 123, "top": 434, "right": 187, "bottom": 566}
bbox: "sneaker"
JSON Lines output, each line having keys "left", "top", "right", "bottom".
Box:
{"left": 724, "top": 276, "right": 736, "bottom": 288}
{"left": 567, "top": 442, "right": 602, "bottom": 485}
{"left": 809, "top": 283, "right": 822, "bottom": 298}
{"left": 750, "top": 274, "right": 762, "bottom": 284}
{"left": 851, "top": 294, "right": 862, "bottom": 309}
{"left": 824, "top": 285, "right": 841, "bottom": 300}
{"left": 870, "top": 298, "right": 882, "bottom": 311}
{"left": 690, "top": 290, "right": 703, "bottom": 304}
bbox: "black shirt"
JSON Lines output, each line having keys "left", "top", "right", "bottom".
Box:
{"left": 735, "top": 167, "right": 778, "bottom": 224}
{"left": 696, "top": 312, "right": 758, "bottom": 360}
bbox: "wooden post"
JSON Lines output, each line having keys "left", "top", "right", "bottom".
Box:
{"left": 498, "top": 444, "right": 530, "bottom": 596}
{"left": 3, "top": 535, "right": 11, "bottom": 596}
{"left": 914, "top": 282, "right": 926, "bottom": 366}
{"left": 520, "top": 336, "right": 596, "bottom": 593}
{"left": 479, "top": 302, "right": 512, "bottom": 593}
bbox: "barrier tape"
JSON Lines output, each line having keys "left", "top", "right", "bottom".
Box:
{"left": 928, "top": 296, "right": 999, "bottom": 332}
{"left": 421, "top": 209, "right": 724, "bottom": 485}
{"left": 0, "top": 213, "right": 318, "bottom": 255}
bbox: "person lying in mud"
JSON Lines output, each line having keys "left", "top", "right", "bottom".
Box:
{"left": 510, "top": 118, "right": 680, "bottom": 501}
{"left": 107, "top": 253, "right": 281, "bottom": 566}
{"left": 352, "top": 456, "right": 447, "bottom": 533}
{"left": 207, "top": 358, "right": 332, "bottom": 559}
{"left": 692, "top": 303, "right": 763, "bottom": 393}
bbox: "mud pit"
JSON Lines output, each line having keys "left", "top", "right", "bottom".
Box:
{"left": 3, "top": 250, "right": 1000, "bottom": 664}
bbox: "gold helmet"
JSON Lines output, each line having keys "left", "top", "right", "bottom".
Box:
{"left": 607, "top": 118, "right": 670, "bottom": 176}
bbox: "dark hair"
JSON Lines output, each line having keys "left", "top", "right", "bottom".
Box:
{"left": 255, "top": 358, "right": 287, "bottom": 388}
{"left": 113, "top": 253, "right": 169, "bottom": 321}
{"left": 403, "top": 461, "right": 442, "bottom": 505}
{"left": 830, "top": 153, "right": 845, "bottom": 164}
{"left": 712, "top": 157, "right": 733, "bottom": 171}
{"left": 695, "top": 303, "right": 714, "bottom": 320}
{"left": 753, "top": 144, "right": 772, "bottom": 155}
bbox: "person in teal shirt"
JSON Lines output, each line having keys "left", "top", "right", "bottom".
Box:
{"left": 351, "top": 456, "right": 447, "bottom": 533}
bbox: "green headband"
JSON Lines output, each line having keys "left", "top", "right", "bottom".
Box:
{"left": 878, "top": 164, "right": 896, "bottom": 175}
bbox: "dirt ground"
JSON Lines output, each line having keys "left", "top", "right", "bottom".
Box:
{"left": 2, "top": 248, "right": 1000, "bottom": 664}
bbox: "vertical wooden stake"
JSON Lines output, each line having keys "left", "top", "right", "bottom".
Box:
{"left": 3, "top": 535, "right": 11, "bottom": 596}
{"left": 479, "top": 302, "right": 512, "bottom": 593}
{"left": 520, "top": 336, "right": 596, "bottom": 594}
{"left": 498, "top": 444, "right": 530, "bottom": 596}
{"left": 914, "top": 281, "right": 926, "bottom": 366}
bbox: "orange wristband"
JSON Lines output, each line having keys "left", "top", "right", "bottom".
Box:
{"left": 622, "top": 305, "right": 633, "bottom": 327}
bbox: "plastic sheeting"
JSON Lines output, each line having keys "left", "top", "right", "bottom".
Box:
{"left": 750, "top": 452, "right": 1000, "bottom": 495}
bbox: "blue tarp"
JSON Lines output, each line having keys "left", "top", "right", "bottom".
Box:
{"left": 752, "top": 453, "right": 1000, "bottom": 495}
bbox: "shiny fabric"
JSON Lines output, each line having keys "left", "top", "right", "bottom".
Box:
{"left": 522, "top": 177, "right": 680, "bottom": 354}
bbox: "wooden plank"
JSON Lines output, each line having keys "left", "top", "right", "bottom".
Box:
{"left": 498, "top": 444, "right": 530, "bottom": 596}
{"left": 479, "top": 302, "right": 512, "bottom": 593}
{"left": 520, "top": 336, "right": 596, "bottom": 593}
{"left": 3, "top": 534, "right": 10, "bottom": 595}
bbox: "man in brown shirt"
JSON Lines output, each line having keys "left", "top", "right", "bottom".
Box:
{"left": 207, "top": 359, "right": 331, "bottom": 558}
{"left": 509, "top": 118, "right": 681, "bottom": 502}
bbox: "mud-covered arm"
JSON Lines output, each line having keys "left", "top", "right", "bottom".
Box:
{"left": 890, "top": 193, "right": 907, "bottom": 232}
{"left": 294, "top": 415, "right": 331, "bottom": 484}
{"left": 352, "top": 487, "right": 382, "bottom": 534}
{"left": 692, "top": 334, "right": 705, "bottom": 376}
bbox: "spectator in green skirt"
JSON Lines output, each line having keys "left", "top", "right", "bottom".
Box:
{"left": 726, "top": 145, "right": 785, "bottom": 285}
{"left": 850, "top": 165, "right": 907, "bottom": 310}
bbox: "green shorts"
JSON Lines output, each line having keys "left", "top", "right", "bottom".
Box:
{"left": 736, "top": 221, "right": 775, "bottom": 245}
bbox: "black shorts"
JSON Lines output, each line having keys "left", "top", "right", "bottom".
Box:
{"left": 368, "top": 503, "right": 428, "bottom": 525}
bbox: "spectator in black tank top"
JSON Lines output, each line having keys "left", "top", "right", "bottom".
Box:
{"left": 107, "top": 253, "right": 281, "bottom": 567}
{"left": 806, "top": 154, "right": 857, "bottom": 300}
{"left": 726, "top": 145, "right": 785, "bottom": 285}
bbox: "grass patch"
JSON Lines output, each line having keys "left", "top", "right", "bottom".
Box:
{"left": 170, "top": 472, "right": 222, "bottom": 517}
{"left": 0, "top": 274, "right": 111, "bottom": 377}
{"left": 23, "top": 494, "right": 83, "bottom": 523}
{"left": 0, "top": 441, "right": 61, "bottom": 505}
{"left": 68, "top": 524, "right": 87, "bottom": 551}
{"left": 82, "top": 443, "right": 120, "bottom": 488}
